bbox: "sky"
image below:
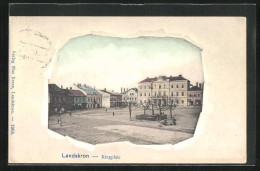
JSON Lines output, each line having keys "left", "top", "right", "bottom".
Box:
{"left": 50, "top": 34, "right": 204, "bottom": 92}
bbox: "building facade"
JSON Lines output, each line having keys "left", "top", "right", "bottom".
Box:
{"left": 76, "top": 84, "right": 102, "bottom": 109}
{"left": 187, "top": 83, "right": 203, "bottom": 106}
{"left": 121, "top": 88, "right": 138, "bottom": 107}
{"left": 63, "top": 88, "right": 86, "bottom": 109}
{"left": 137, "top": 75, "right": 190, "bottom": 106}
{"left": 48, "top": 84, "right": 67, "bottom": 113}
{"left": 99, "top": 89, "right": 122, "bottom": 108}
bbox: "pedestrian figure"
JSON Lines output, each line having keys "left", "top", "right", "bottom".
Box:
{"left": 113, "top": 112, "right": 114, "bottom": 116}
{"left": 59, "top": 117, "right": 62, "bottom": 127}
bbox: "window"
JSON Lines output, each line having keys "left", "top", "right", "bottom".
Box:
{"left": 140, "top": 93, "right": 142, "bottom": 96}
{"left": 163, "top": 92, "right": 166, "bottom": 96}
{"left": 177, "top": 84, "right": 179, "bottom": 88}
{"left": 158, "top": 92, "right": 161, "bottom": 96}
{"left": 182, "top": 84, "right": 184, "bottom": 88}
{"left": 140, "top": 100, "right": 142, "bottom": 103}
{"left": 194, "top": 94, "right": 197, "bottom": 97}
{"left": 144, "top": 93, "right": 146, "bottom": 96}
{"left": 149, "top": 93, "right": 150, "bottom": 96}
{"left": 182, "top": 92, "right": 184, "bottom": 96}
{"left": 171, "top": 92, "right": 173, "bottom": 96}
{"left": 189, "top": 94, "right": 192, "bottom": 97}
{"left": 176, "top": 100, "right": 179, "bottom": 104}
{"left": 176, "top": 92, "right": 179, "bottom": 96}
{"left": 144, "top": 100, "right": 146, "bottom": 103}
{"left": 171, "top": 85, "right": 173, "bottom": 88}
{"left": 198, "top": 94, "right": 200, "bottom": 97}
{"left": 164, "top": 84, "right": 165, "bottom": 88}
{"left": 159, "top": 85, "right": 161, "bottom": 89}
{"left": 144, "top": 86, "right": 146, "bottom": 89}
{"left": 154, "top": 92, "right": 157, "bottom": 96}
{"left": 182, "top": 100, "right": 184, "bottom": 104}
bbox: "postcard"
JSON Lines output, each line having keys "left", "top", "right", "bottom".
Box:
{"left": 9, "top": 17, "right": 246, "bottom": 164}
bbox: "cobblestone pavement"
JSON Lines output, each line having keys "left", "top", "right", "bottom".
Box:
{"left": 48, "top": 106, "right": 201, "bottom": 145}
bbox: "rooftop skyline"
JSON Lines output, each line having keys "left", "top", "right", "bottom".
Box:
{"left": 50, "top": 34, "right": 204, "bottom": 92}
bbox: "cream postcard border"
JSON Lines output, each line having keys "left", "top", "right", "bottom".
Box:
{"left": 9, "top": 17, "right": 246, "bottom": 163}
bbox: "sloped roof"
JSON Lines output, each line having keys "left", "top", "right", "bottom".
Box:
{"left": 63, "top": 89, "right": 85, "bottom": 97}
{"left": 99, "top": 90, "right": 121, "bottom": 96}
{"left": 138, "top": 75, "right": 188, "bottom": 83}
{"left": 122, "top": 88, "right": 138, "bottom": 94}
{"left": 189, "top": 86, "right": 202, "bottom": 91}
{"left": 77, "top": 84, "right": 100, "bottom": 94}
{"left": 48, "top": 84, "right": 64, "bottom": 94}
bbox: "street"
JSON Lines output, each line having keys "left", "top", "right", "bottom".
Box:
{"left": 48, "top": 106, "right": 201, "bottom": 145}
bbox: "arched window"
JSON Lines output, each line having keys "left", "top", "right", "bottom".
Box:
{"left": 176, "top": 92, "right": 179, "bottom": 96}
{"left": 171, "top": 92, "right": 173, "bottom": 96}
{"left": 182, "top": 100, "right": 184, "bottom": 104}
{"left": 176, "top": 84, "right": 179, "bottom": 88}
{"left": 182, "top": 84, "right": 184, "bottom": 88}
{"left": 189, "top": 94, "right": 192, "bottom": 97}
{"left": 182, "top": 92, "right": 184, "bottom": 96}
{"left": 176, "top": 100, "right": 179, "bottom": 104}
{"left": 171, "top": 85, "right": 173, "bottom": 88}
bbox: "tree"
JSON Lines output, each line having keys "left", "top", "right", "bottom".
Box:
{"left": 140, "top": 101, "right": 149, "bottom": 115}
{"left": 128, "top": 100, "right": 133, "bottom": 120}
{"left": 168, "top": 97, "right": 177, "bottom": 118}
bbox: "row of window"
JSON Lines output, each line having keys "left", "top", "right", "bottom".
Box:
{"left": 140, "top": 92, "right": 185, "bottom": 97}
{"left": 189, "top": 94, "right": 201, "bottom": 97}
{"left": 87, "top": 97, "right": 101, "bottom": 102}
{"left": 123, "top": 97, "right": 137, "bottom": 100}
{"left": 140, "top": 100, "right": 185, "bottom": 104}
{"left": 139, "top": 84, "right": 185, "bottom": 89}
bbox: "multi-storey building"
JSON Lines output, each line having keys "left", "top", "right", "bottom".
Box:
{"left": 121, "top": 88, "right": 138, "bottom": 106}
{"left": 76, "top": 84, "right": 102, "bottom": 108}
{"left": 188, "top": 83, "right": 203, "bottom": 106}
{"left": 48, "top": 84, "right": 67, "bottom": 113}
{"left": 137, "top": 75, "right": 190, "bottom": 106}
{"left": 63, "top": 88, "right": 86, "bottom": 109}
{"left": 98, "top": 89, "right": 122, "bottom": 108}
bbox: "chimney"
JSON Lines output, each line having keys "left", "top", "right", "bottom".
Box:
{"left": 199, "top": 83, "right": 202, "bottom": 89}
{"left": 61, "top": 85, "right": 63, "bottom": 89}
{"left": 70, "top": 87, "right": 72, "bottom": 90}
{"left": 94, "top": 86, "right": 95, "bottom": 90}
{"left": 196, "top": 82, "right": 198, "bottom": 87}
{"left": 170, "top": 75, "right": 172, "bottom": 78}
{"left": 84, "top": 84, "right": 86, "bottom": 87}
{"left": 104, "top": 88, "right": 106, "bottom": 92}
{"left": 179, "top": 74, "right": 182, "bottom": 77}
{"left": 66, "top": 87, "right": 68, "bottom": 89}
{"left": 121, "top": 87, "right": 122, "bottom": 93}
{"left": 124, "top": 88, "right": 125, "bottom": 92}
